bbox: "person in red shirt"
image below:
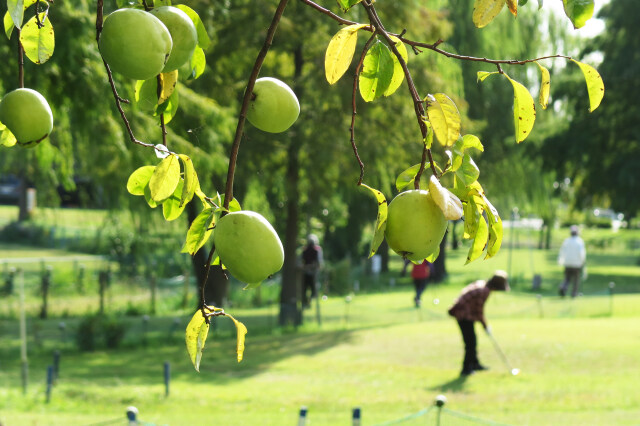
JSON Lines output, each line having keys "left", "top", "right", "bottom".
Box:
{"left": 448, "top": 270, "right": 509, "bottom": 376}
{"left": 411, "top": 260, "right": 433, "bottom": 307}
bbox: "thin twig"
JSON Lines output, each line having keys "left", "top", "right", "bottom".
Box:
{"left": 362, "top": 1, "right": 437, "bottom": 185}
{"left": 199, "top": 243, "right": 218, "bottom": 321}
{"left": 350, "top": 33, "right": 376, "bottom": 186}
{"left": 96, "top": 0, "right": 154, "bottom": 148}
{"left": 17, "top": 31, "right": 24, "bottom": 88}
{"left": 300, "top": 0, "right": 571, "bottom": 66}
{"left": 157, "top": 74, "right": 168, "bottom": 146}
{"left": 222, "top": 0, "right": 290, "bottom": 210}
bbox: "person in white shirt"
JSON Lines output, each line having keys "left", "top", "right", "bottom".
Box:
{"left": 558, "top": 225, "right": 587, "bottom": 298}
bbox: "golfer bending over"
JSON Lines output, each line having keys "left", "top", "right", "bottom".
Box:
{"left": 448, "top": 271, "right": 509, "bottom": 376}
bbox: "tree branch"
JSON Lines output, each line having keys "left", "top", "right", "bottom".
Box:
{"left": 350, "top": 33, "right": 376, "bottom": 186}
{"left": 17, "top": 31, "right": 24, "bottom": 88}
{"left": 222, "top": 0, "right": 290, "bottom": 210}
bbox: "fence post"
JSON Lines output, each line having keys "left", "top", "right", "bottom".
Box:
{"left": 45, "top": 365, "right": 53, "bottom": 403}
{"left": 53, "top": 350, "right": 60, "bottom": 384}
{"left": 435, "top": 394, "right": 447, "bottom": 426}
{"left": 39, "top": 266, "right": 52, "bottom": 319}
{"left": 352, "top": 407, "right": 361, "bottom": 426}
{"left": 536, "top": 294, "right": 544, "bottom": 318}
{"left": 18, "top": 268, "right": 28, "bottom": 395}
{"left": 297, "top": 406, "right": 308, "bottom": 426}
{"left": 164, "top": 361, "right": 170, "bottom": 397}
{"left": 76, "top": 264, "right": 85, "bottom": 294}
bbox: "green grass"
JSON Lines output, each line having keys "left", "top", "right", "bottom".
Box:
{"left": 1, "top": 214, "right": 640, "bottom": 425}
{"left": 1, "top": 288, "right": 640, "bottom": 425}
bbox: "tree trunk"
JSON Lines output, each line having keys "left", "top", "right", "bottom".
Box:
{"left": 379, "top": 239, "right": 389, "bottom": 273}
{"left": 186, "top": 202, "right": 229, "bottom": 308}
{"left": 279, "top": 44, "right": 304, "bottom": 327}
{"left": 432, "top": 230, "right": 448, "bottom": 282}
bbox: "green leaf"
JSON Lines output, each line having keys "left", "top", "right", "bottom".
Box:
{"left": 426, "top": 93, "right": 461, "bottom": 147}
{"left": 134, "top": 78, "right": 158, "bottom": 112}
{"left": 185, "top": 309, "right": 210, "bottom": 372}
{"left": 395, "top": 163, "right": 430, "bottom": 192}
{"left": 179, "top": 154, "right": 198, "bottom": 207}
{"left": 226, "top": 313, "right": 248, "bottom": 363}
{"left": 182, "top": 207, "right": 216, "bottom": 255}
{"left": 163, "top": 179, "right": 186, "bottom": 221}
{"left": 156, "top": 86, "right": 179, "bottom": 124}
{"left": 562, "top": 0, "right": 594, "bottom": 29}
{"left": 384, "top": 35, "right": 408, "bottom": 97}
{"left": 20, "top": 12, "right": 55, "bottom": 64}
{"left": 336, "top": 0, "right": 362, "bottom": 12}
{"left": 149, "top": 154, "right": 181, "bottom": 202}
{"left": 423, "top": 120, "right": 434, "bottom": 149}
{"left": 188, "top": 47, "right": 206, "bottom": 80}
{"left": 360, "top": 183, "right": 387, "bottom": 258}
{"left": 143, "top": 185, "right": 159, "bottom": 208}
{"left": 7, "top": 0, "right": 24, "bottom": 30}
{"left": 477, "top": 71, "right": 498, "bottom": 82}
{"left": 504, "top": 73, "right": 536, "bottom": 143}
{"left": 472, "top": 0, "right": 505, "bottom": 28}
{"left": 324, "top": 24, "right": 367, "bottom": 85}
{"left": 174, "top": 4, "right": 210, "bottom": 49}
{"left": 458, "top": 134, "right": 484, "bottom": 153}
{"left": 570, "top": 59, "right": 604, "bottom": 112}
{"left": 359, "top": 41, "right": 394, "bottom": 102}
{"left": 455, "top": 154, "right": 480, "bottom": 186}
{"left": 4, "top": 12, "right": 14, "bottom": 39}
{"left": 126, "top": 165, "right": 156, "bottom": 196}
{"left": 535, "top": 62, "right": 551, "bottom": 109}
{"left": 466, "top": 213, "right": 488, "bottom": 264}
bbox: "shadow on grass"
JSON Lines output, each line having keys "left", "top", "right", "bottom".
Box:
{"left": 429, "top": 375, "right": 468, "bottom": 392}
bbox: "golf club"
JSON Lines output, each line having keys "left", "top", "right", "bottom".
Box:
{"left": 486, "top": 331, "right": 520, "bottom": 376}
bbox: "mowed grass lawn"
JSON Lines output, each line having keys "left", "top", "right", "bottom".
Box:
{"left": 1, "top": 288, "right": 640, "bottom": 426}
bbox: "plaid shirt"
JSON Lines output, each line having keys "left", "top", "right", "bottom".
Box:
{"left": 448, "top": 280, "right": 490, "bottom": 323}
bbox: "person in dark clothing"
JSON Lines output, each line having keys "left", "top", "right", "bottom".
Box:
{"left": 411, "top": 260, "right": 432, "bottom": 307}
{"left": 448, "top": 270, "right": 509, "bottom": 376}
{"left": 301, "top": 234, "right": 323, "bottom": 308}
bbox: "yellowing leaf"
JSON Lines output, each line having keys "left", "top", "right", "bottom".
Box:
{"left": 126, "top": 165, "right": 156, "bottom": 196}
{"left": 507, "top": 0, "right": 518, "bottom": 16}
{"left": 4, "top": 12, "right": 14, "bottom": 39}
{"left": 20, "top": 13, "right": 54, "bottom": 65}
{"left": 226, "top": 314, "right": 248, "bottom": 363}
{"left": 563, "top": 0, "right": 594, "bottom": 29}
{"left": 359, "top": 42, "right": 394, "bottom": 102}
{"left": 179, "top": 154, "right": 198, "bottom": 207}
{"left": 466, "top": 213, "right": 488, "bottom": 264}
{"left": 472, "top": 0, "right": 505, "bottom": 28}
{"left": 504, "top": 74, "right": 536, "bottom": 143}
{"left": 185, "top": 310, "right": 210, "bottom": 372}
{"left": 429, "top": 175, "right": 463, "bottom": 220}
{"left": 149, "top": 154, "right": 180, "bottom": 202}
{"left": 426, "top": 93, "right": 461, "bottom": 147}
{"left": 570, "top": 59, "right": 604, "bottom": 112}
{"left": 361, "top": 183, "right": 388, "bottom": 257}
{"left": 1, "top": 128, "right": 17, "bottom": 147}
{"left": 483, "top": 196, "right": 503, "bottom": 259}
{"left": 159, "top": 70, "right": 179, "bottom": 104}
{"left": 325, "top": 24, "right": 367, "bottom": 85}
{"left": 535, "top": 62, "right": 551, "bottom": 109}
{"left": 384, "top": 35, "right": 408, "bottom": 97}
{"left": 477, "top": 70, "right": 498, "bottom": 82}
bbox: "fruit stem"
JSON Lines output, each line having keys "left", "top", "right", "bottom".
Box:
{"left": 222, "top": 0, "right": 290, "bottom": 210}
